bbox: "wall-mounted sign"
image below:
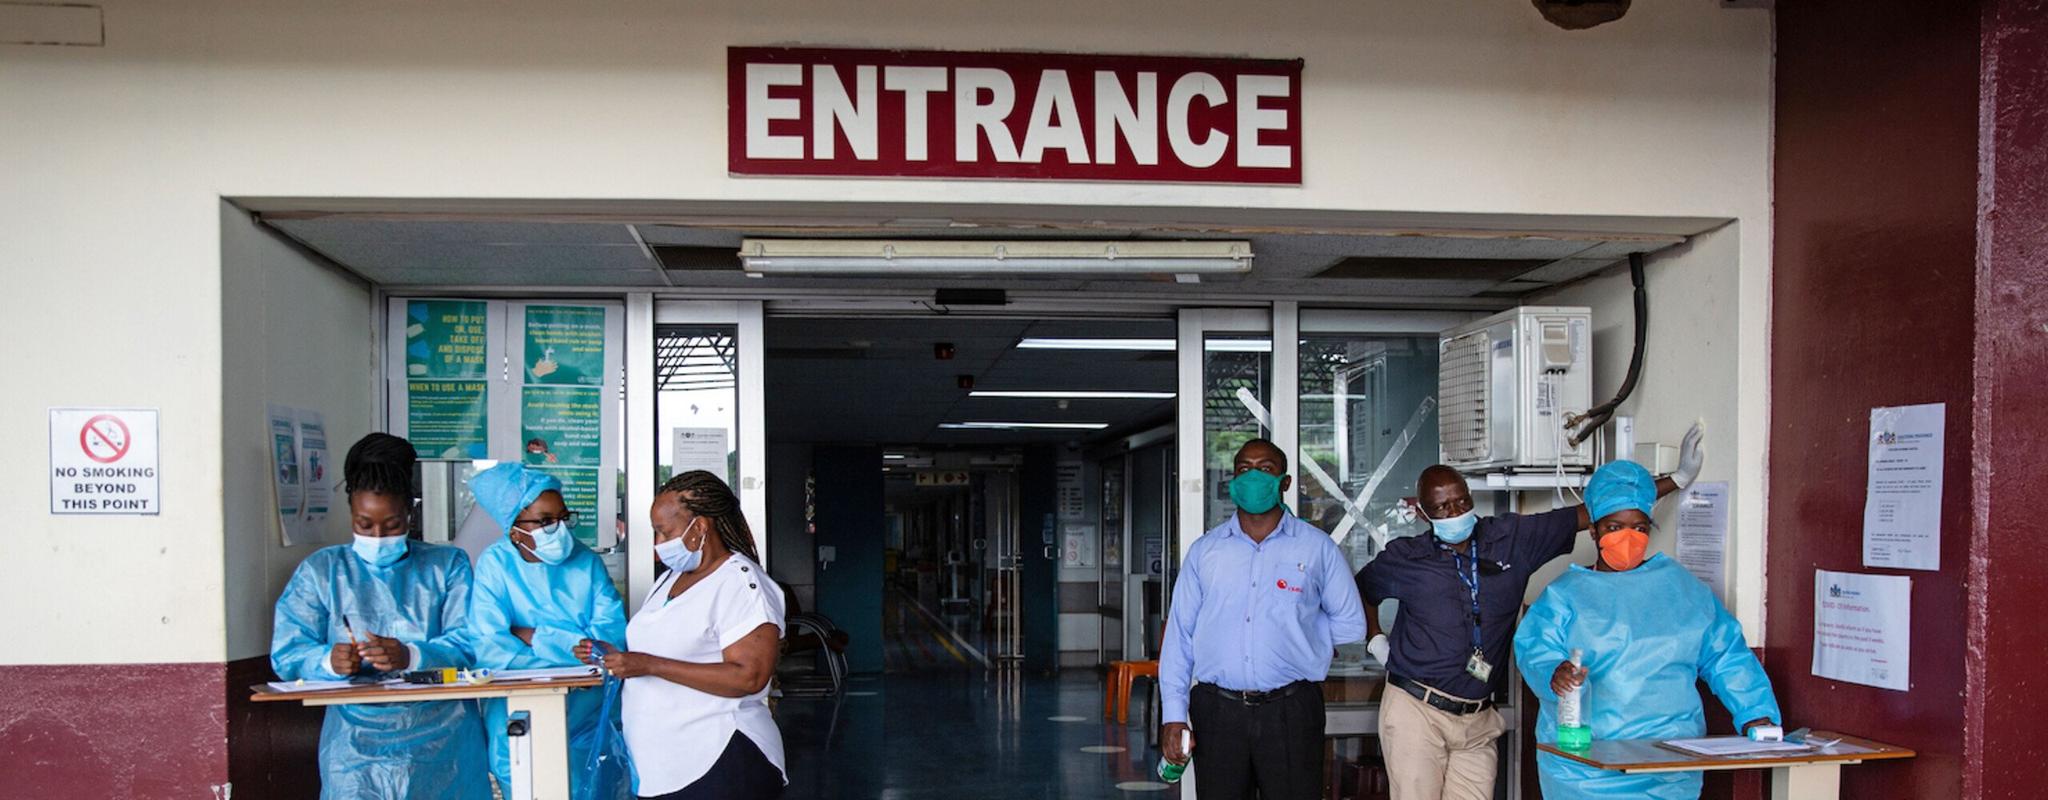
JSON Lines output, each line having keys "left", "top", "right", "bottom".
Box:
{"left": 729, "top": 47, "right": 1303, "bottom": 184}
{"left": 50, "top": 407, "right": 159, "bottom": 515}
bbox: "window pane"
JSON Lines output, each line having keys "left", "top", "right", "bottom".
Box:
{"left": 1203, "top": 335, "right": 1273, "bottom": 531}
{"left": 1298, "top": 333, "right": 1439, "bottom": 677}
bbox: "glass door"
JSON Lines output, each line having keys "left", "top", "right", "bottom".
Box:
{"left": 628, "top": 298, "right": 765, "bottom": 611}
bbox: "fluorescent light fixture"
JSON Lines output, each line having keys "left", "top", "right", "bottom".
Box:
{"left": 939, "top": 421, "right": 1111, "bottom": 431}
{"left": 739, "top": 239, "right": 1252, "bottom": 276}
{"left": 1016, "top": 338, "right": 1175, "bottom": 351}
{"left": 1204, "top": 339, "right": 1273, "bottom": 352}
{"left": 969, "top": 390, "right": 1175, "bottom": 400}
{"left": 883, "top": 453, "right": 907, "bottom": 460}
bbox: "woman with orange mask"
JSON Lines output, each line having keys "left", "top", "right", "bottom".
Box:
{"left": 1513, "top": 459, "right": 1781, "bottom": 799}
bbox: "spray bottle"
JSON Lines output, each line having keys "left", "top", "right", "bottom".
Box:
{"left": 1556, "top": 648, "right": 1592, "bottom": 751}
{"left": 1158, "top": 728, "right": 1192, "bottom": 783}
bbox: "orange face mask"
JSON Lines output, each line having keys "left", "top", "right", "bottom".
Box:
{"left": 1598, "top": 530, "right": 1650, "bottom": 571}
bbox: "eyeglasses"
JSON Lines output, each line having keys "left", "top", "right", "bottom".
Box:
{"left": 514, "top": 512, "right": 579, "bottom": 531}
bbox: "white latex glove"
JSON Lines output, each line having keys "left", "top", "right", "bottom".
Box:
{"left": 1672, "top": 419, "right": 1706, "bottom": 489}
{"left": 1366, "top": 634, "right": 1391, "bottom": 667}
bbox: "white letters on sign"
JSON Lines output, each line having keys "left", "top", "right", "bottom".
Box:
{"left": 50, "top": 407, "right": 161, "bottom": 515}
{"left": 729, "top": 47, "right": 1303, "bottom": 183}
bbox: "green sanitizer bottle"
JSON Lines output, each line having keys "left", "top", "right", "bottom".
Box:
{"left": 1557, "top": 648, "right": 1592, "bottom": 752}
{"left": 1158, "top": 729, "right": 1191, "bottom": 783}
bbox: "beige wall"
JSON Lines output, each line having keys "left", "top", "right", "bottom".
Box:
{"left": 219, "top": 204, "right": 378, "bottom": 662}
{"left": 0, "top": 0, "right": 1771, "bottom": 663}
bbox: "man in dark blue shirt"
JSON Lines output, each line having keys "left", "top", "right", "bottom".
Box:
{"left": 1354, "top": 424, "right": 1702, "bottom": 800}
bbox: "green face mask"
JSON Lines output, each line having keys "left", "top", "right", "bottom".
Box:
{"left": 1228, "top": 469, "right": 1284, "bottom": 515}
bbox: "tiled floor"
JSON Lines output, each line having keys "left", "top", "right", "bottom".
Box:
{"left": 775, "top": 591, "right": 1169, "bottom": 799}
{"left": 776, "top": 669, "right": 1168, "bottom": 800}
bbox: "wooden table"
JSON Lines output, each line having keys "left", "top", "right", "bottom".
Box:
{"left": 252, "top": 675, "right": 604, "bottom": 800}
{"left": 1537, "top": 731, "right": 1914, "bottom": 800}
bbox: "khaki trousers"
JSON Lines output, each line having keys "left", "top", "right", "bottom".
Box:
{"left": 1378, "top": 681, "right": 1505, "bottom": 800}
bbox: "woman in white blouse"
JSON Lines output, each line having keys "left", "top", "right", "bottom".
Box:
{"left": 577, "top": 470, "right": 786, "bottom": 799}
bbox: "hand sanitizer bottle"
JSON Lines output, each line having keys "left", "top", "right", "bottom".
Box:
{"left": 1557, "top": 648, "right": 1592, "bottom": 752}
{"left": 1158, "top": 729, "right": 1192, "bottom": 783}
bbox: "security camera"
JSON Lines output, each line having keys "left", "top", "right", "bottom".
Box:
{"left": 1532, "top": 0, "right": 1629, "bottom": 30}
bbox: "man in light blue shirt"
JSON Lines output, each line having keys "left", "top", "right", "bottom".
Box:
{"left": 1159, "top": 439, "right": 1368, "bottom": 800}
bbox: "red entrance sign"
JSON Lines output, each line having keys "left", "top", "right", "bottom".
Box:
{"left": 729, "top": 47, "right": 1303, "bottom": 184}
{"left": 80, "top": 414, "right": 131, "bottom": 464}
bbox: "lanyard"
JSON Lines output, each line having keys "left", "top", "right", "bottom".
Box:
{"left": 1443, "top": 545, "right": 1483, "bottom": 654}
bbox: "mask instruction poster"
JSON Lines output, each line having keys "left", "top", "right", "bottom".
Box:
{"left": 1812, "top": 569, "right": 1911, "bottom": 691}
{"left": 1863, "top": 403, "right": 1945, "bottom": 570}
{"left": 405, "top": 300, "right": 489, "bottom": 459}
{"left": 268, "top": 404, "right": 303, "bottom": 542}
{"left": 298, "top": 410, "right": 331, "bottom": 529}
{"left": 523, "top": 305, "right": 608, "bottom": 546}
{"left": 1674, "top": 482, "right": 1729, "bottom": 604}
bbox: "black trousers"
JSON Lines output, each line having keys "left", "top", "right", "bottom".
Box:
{"left": 1187, "top": 681, "right": 1326, "bottom": 800}
{"left": 641, "top": 732, "right": 784, "bottom": 800}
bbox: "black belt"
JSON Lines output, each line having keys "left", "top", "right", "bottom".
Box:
{"left": 1195, "top": 680, "right": 1315, "bottom": 705}
{"left": 1388, "top": 673, "right": 1493, "bottom": 715}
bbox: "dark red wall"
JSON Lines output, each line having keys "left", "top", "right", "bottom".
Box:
{"left": 1966, "top": 1, "right": 2048, "bottom": 797}
{"left": 1770, "top": 1, "right": 1982, "bottom": 798}
{"left": 0, "top": 663, "right": 229, "bottom": 797}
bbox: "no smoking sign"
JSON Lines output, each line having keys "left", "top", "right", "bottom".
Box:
{"left": 50, "top": 408, "right": 159, "bottom": 515}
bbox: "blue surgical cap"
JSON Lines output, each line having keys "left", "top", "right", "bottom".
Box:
{"left": 1585, "top": 459, "right": 1657, "bottom": 523}
{"left": 468, "top": 462, "right": 563, "bottom": 532}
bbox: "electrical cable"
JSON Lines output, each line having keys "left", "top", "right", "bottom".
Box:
{"left": 1567, "top": 252, "right": 1649, "bottom": 446}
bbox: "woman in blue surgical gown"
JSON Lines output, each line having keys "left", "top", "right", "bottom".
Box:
{"left": 270, "top": 433, "right": 491, "bottom": 800}
{"left": 466, "top": 462, "right": 629, "bottom": 794}
{"left": 1515, "top": 459, "right": 1781, "bottom": 800}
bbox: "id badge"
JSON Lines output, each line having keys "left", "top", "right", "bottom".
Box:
{"left": 1465, "top": 649, "right": 1493, "bottom": 682}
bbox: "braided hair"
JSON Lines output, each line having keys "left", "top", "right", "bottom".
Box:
{"left": 658, "top": 470, "right": 759, "bottom": 563}
{"left": 343, "top": 433, "right": 418, "bottom": 503}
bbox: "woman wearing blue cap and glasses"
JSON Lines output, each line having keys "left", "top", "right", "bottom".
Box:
{"left": 466, "top": 462, "right": 629, "bottom": 796}
{"left": 1514, "top": 459, "right": 1782, "bottom": 799}
{"left": 271, "top": 433, "right": 491, "bottom": 799}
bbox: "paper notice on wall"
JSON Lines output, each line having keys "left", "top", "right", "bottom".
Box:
{"left": 1812, "top": 569, "right": 1911, "bottom": 691}
{"left": 1863, "top": 403, "right": 1945, "bottom": 570}
{"left": 1674, "top": 482, "right": 1729, "bottom": 604}
{"left": 1057, "top": 460, "right": 1086, "bottom": 521}
{"left": 298, "top": 410, "right": 332, "bottom": 533}
{"left": 672, "top": 427, "right": 730, "bottom": 482}
{"left": 1063, "top": 524, "right": 1096, "bottom": 569}
{"left": 268, "top": 404, "right": 304, "bottom": 545}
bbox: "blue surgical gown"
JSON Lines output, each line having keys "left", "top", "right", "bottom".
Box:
{"left": 1514, "top": 554, "right": 1781, "bottom": 799}
{"left": 271, "top": 541, "right": 491, "bottom": 800}
{"left": 468, "top": 537, "right": 628, "bottom": 793}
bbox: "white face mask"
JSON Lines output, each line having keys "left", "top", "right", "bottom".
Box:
{"left": 655, "top": 520, "right": 705, "bottom": 574}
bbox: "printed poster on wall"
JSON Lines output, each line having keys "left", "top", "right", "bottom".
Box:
{"left": 1863, "top": 403, "right": 1945, "bottom": 570}
{"left": 268, "top": 404, "right": 303, "bottom": 544}
{"left": 298, "top": 409, "right": 332, "bottom": 534}
{"left": 1674, "top": 482, "right": 1730, "bottom": 605}
{"left": 672, "top": 427, "right": 731, "bottom": 482}
{"left": 524, "top": 305, "right": 607, "bottom": 386}
{"left": 522, "top": 386, "right": 603, "bottom": 466}
{"left": 521, "top": 304, "right": 610, "bottom": 547}
{"left": 49, "top": 407, "right": 160, "bottom": 515}
{"left": 537, "top": 466, "right": 601, "bottom": 546}
{"left": 406, "top": 300, "right": 489, "bottom": 459}
{"left": 1812, "top": 569, "right": 1911, "bottom": 692}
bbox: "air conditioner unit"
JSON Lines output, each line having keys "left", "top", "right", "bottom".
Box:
{"left": 1438, "top": 306, "right": 1594, "bottom": 474}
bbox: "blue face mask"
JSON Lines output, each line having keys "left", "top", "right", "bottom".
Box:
{"left": 1229, "top": 469, "right": 1285, "bottom": 515}
{"left": 352, "top": 533, "right": 408, "bottom": 568}
{"left": 518, "top": 521, "right": 575, "bottom": 565}
{"left": 656, "top": 521, "right": 705, "bottom": 574}
{"left": 1429, "top": 509, "right": 1480, "bottom": 544}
